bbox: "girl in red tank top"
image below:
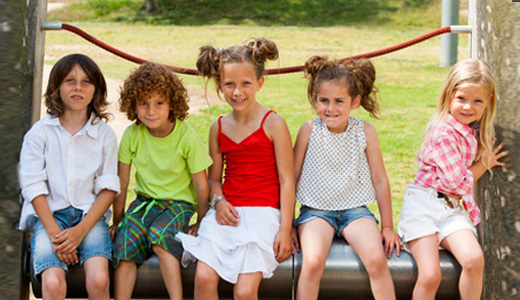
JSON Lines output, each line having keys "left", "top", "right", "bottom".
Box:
{"left": 176, "top": 38, "right": 298, "bottom": 299}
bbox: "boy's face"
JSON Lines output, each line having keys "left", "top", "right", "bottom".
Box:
{"left": 136, "top": 92, "right": 174, "bottom": 137}
{"left": 59, "top": 64, "right": 95, "bottom": 116}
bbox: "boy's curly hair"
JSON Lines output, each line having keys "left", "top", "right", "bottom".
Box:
{"left": 119, "top": 62, "right": 189, "bottom": 124}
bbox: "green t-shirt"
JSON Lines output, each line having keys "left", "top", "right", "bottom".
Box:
{"left": 118, "top": 120, "right": 212, "bottom": 207}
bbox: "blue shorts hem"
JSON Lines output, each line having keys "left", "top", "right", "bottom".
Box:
{"left": 80, "top": 251, "right": 111, "bottom": 265}
{"left": 34, "top": 262, "right": 67, "bottom": 279}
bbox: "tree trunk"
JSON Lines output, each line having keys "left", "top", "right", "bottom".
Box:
{"left": 470, "top": 0, "right": 520, "bottom": 299}
{"left": 0, "top": 0, "right": 39, "bottom": 299}
{"left": 146, "top": 0, "right": 156, "bottom": 13}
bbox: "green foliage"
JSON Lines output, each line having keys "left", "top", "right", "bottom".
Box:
{"left": 403, "top": 0, "right": 434, "bottom": 8}
{"left": 49, "top": 0, "right": 444, "bottom": 27}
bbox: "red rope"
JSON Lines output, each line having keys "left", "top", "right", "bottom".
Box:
{"left": 61, "top": 23, "right": 451, "bottom": 76}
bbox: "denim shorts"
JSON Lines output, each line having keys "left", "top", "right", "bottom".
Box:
{"left": 31, "top": 206, "right": 112, "bottom": 278}
{"left": 295, "top": 205, "right": 378, "bottom": 237}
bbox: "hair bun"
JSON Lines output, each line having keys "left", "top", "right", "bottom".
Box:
{"left": 304, "top": 55, "right": 329, "bottom": 78}
{"left": 196, "top": 45, "right": 220, "bottom": 78}
{"left": 249, "top": 38, "right": 279, "bottom": 65}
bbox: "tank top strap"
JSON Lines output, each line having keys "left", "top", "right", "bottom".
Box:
{"left": 260, "top": 110, "right": 276, "bottom": 127}
{"left": 218, "top": 116, "right": 223, "bottom": 134}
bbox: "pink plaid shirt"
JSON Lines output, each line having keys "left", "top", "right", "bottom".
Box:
{"left": 413, "top": 114, "right": 481, "bottom": 224}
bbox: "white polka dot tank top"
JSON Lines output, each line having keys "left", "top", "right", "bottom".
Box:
{"left": 296, "top": 117, "right": 376, "bottom": 210}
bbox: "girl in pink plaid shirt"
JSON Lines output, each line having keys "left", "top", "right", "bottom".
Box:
{"left": 398, "top": 59, "right": 508, "bottom": 300}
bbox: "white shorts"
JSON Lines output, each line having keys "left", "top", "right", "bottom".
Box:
{"left": 398, "top": 184, "right": 476, "bottom": 245}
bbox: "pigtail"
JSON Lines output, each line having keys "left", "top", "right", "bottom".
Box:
{"left": 304, "top": 55, "right": 330, "bottom": 105}
{"left": 345, "top": 59, "right": 379, "bottom": 119}
{"left": 249, "top": 38, "right": 279, "bottom": 66}
{"left": 304, "top": 56, "right": 379, "bottom": 118}
{"left": 196, "top": 45, "right": 221, "bottom": 79}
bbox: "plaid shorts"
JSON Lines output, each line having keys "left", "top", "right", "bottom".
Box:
{"left": 112, "top": 194, "right": 195, "bottom": 267}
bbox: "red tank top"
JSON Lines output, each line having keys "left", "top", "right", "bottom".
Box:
{"left": 218, "top": 110, "right": 280, "bottom": 208}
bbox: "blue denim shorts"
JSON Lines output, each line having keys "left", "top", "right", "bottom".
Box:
{"left": 31, "top": 206, "right": 112, "bottom": 278}
{"left": 295, "top": 205, "right": 378, "bottom": 237}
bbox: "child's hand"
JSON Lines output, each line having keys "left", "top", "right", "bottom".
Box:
{"left": 48, "top": 229, "right": 79, "bottom": 265}
{"left": 109, "top": 224, "right": 119, "bottom": 241}
{"left": 489, "top": 139, "right": 509, "bottom": 169}
{"left": 273, "top": 230, "right": 293, "bottom": 263}
{"left": 55, "top": 250, "right": 79, "bottom": 265}
{"left": 290, "top": 226, "right": 300, "bottom": 253}
{"left": 214, "top": 199, "right": 239, "bottom": 226}
{"left": 188, "top": 222, "right": 201, "bottom": 236}
{"left": 381, "top": 227, "right": 402, "bottom": 258}
{"left": 52, "top": 225, "right": 86, "bottom": 258}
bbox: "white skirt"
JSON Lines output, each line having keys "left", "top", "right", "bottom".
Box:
{"left": 177, "top": 206, "right": 281, "bottom": 284}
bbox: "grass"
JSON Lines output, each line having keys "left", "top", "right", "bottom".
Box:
{"left": 44, "top": 0, "right": 470, "bottom": 228}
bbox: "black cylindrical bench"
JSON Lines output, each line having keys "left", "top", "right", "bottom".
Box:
{"left": 26, "top": 237, "right": 461, "bottom": 299}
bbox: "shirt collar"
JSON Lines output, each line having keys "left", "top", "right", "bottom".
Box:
{"left": 42, "top": 113, "right": 99, "bottom": 139}
{"left": 444, "top": 114, "right": 475, "bottom": 138}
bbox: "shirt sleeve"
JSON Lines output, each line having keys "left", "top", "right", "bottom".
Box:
{"left": 184, "top": 130, "right": 213, "bottom": 175}
{"left": 94, "top": 127, "right": 121, "bottom": 196}
{"left": 423, "top": 132, "right": 474, "bottom": 196}
{"left": 19, "top": 125, "right": 49, "bottom": 203}
{"left": 118, "top": 124, "right": 134, "bottom": 165}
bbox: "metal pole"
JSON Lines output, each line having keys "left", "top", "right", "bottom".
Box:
{"left": 440, "top": 0, "right": 460, "bottom": 66}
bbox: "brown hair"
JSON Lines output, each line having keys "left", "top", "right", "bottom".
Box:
{"left": 119, "top": 62, "right": 189, "bottom": 124}
{"left": 304, "top": 56, "right": 380, "bottom": 119}
{"left": 196, "top": 37, "right": 278, "bottom": 97}
{"left": 44, "top": 53, "right": 110, "bottom": 122}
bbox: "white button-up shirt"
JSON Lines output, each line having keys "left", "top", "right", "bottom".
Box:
{"left": 18, "top": 113, "right": 120, "bottom": 231}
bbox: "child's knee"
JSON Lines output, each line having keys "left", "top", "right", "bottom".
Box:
{"left": 459, "top": 249, "right": 484, "bottom": 273}
{"left": 41, "top": 269, "right": 67, "bottom": 298}
{"left": 362, "top": 251, "right": 388, "bottom": 274}
{"left": 85, "top": 271, "right": 110, "bottom": 295}
{"left": 234, "top": 285, "right": 258, "bottom": 300}
{"left": 417, "top": 266, "right": 442, "bottom": 288}
{"left": 302, "top": 255, "right": 327, "bottom": 275}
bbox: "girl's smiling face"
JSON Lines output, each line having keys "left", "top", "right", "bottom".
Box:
{"left": 449, "top": 83, "right": 491, "bottom": 126}
{"left": 220, "top": 62, "right": 264, "bottom": 113}
{"left": 315, "top": 80, "right": 360, "bottom": 133}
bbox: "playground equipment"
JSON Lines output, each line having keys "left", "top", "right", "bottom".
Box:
{"left": 27, "top": 238, "right": 461, "bottom": 299}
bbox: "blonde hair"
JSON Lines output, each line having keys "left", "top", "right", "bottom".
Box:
{"left": 422, "top": 59, "right": 497, "bottom": 168}
{"left": 196, "top": 37, "right": 278, "bottom": 97}
{"left": 304, "top": 56, "right": 380, "bottom": 118}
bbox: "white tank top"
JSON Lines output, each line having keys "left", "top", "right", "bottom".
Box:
{"left": 296, "top": 117, "right": 376, "bottom": 210}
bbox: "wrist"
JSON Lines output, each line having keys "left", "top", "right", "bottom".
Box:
{"left": 210, "top": 194, "right": 225, "bottom": 209}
